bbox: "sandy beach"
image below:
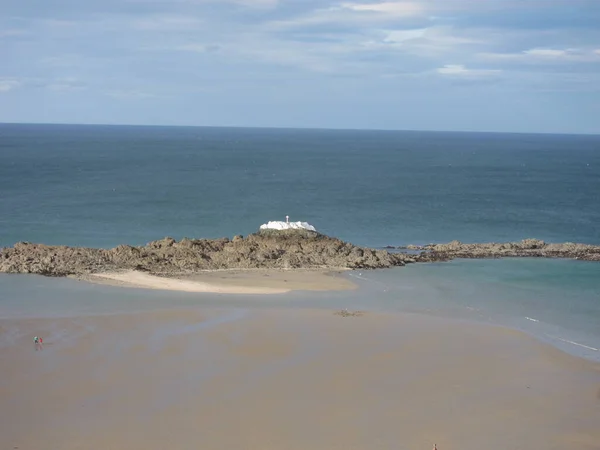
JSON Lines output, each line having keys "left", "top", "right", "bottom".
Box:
{"left": 76, "top": 269, "right": 357, "bottom": 294}
{"left": 1, "top": 307, "right": 599, "bottom": 450}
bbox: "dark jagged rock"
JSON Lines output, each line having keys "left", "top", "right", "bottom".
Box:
{"left": 409, "top": 239, "right": 600, "bottom": 262}
{"left": 2, "top": 234, "right": 599, "bottom": 279}
{"left": 334, "top": 309, "right": 365, "bottom": 317}
{"left": 0, "top": 231, "right": 413, "bottom": 277}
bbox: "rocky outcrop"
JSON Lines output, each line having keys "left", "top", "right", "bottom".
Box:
{"left": 2, "top": 234, "right": 598, "bottom": 279}
{"left": 410, "top": 239, "right": 600, "bottom": 262}
{"left": 0, "top": 231, "right": 414, "bottom": 277}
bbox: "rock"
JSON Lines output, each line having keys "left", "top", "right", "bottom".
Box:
{"left": 414, "top": 239, "right": 600, "bottom": 262}
{"left": 255, "top": 228, "right": 320, "bottom": 239}
{"left": 334, "top": 309, "right": 364, "bottom": 317}
{"left": 0, "top": 231, "right": 408, "bottom": 277}
{"left": 2, "top": 234, "right": 598, "bottom": 279}
{"left": 147, "top": 237, "right": 176, "bottom": 249}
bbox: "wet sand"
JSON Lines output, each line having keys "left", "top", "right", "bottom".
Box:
{"left": 1, "top": 308, "right": 599, "bottom": 450}
{"left": 77, "top": 269, "right": 356, "bottom": 294}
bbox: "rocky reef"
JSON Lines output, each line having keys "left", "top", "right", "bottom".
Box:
{"left": 0, "top": 229, "right": 413, "bottom": 277}
{"left": 1, "top": 233, "right": 598, "bottom": 279}
{"left": 405, "top": 239, "right": 600, "bottom": 262}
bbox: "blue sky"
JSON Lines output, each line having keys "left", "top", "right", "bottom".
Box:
{"left": 1, "top": 0, "right": 599, "bottom": 133}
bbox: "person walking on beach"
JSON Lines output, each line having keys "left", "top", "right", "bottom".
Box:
{"left": 39, "top": 336, "right": 43, "bottom": 350}
{"left": 33, "top": 336, "right": 40, "bottom": 351}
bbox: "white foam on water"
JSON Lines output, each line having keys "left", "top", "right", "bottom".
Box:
{"left": 549, "top": 336, "right": 599, "bottom": 352}
{"left": 348, "top": 271, "right": 389, "bottom": 289}
{"left": 525, "top": 317, "right": 539, "bottom": 322}
{"left": 347, "top": 272, "right": 369, "bottom": 281}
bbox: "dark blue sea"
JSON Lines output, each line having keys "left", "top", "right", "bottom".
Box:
{"left": 1, "top": 123, "right": 599, "bottom": 360}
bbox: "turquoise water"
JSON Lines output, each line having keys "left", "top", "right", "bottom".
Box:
{"left": 351, "top": 259, "right": 600, "bottom": 361}
{"left": 1, "top": 259, "right": 599, "bottom": 361}
{"left": 0, "top": 124, "right": 599, "bottom": 361}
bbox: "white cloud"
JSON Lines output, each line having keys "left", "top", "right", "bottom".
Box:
{"left": 176, "top": 43, "right": 220, "bottom": 52}
{"left": 0, "top": 79, "right": 21, "bottom": 92}
{"left": 40, "top": 55, "right": 87, "bottom": 67}
{"left": 479, "top": 47, "right": 600, "bottom": 62}
{"left": 224, "top": 35, "right": 353, "bottom": 72}
{"left": 106, "top": 89, "right": 158, "bottom": 99}
{"left": 46, "top": 78, "right": 86, "bottom": 92}
{"left": 524, "top": 48, "right": 569, "bottom": 57}
{"left": 436, "top": 64, "right": 500, "bottom": 77}
{"left": 127, "top": 0, "right": 278, "bottom": 7}
{"left": 338, "top": 1, "right": 425, "bottom": 16}
{"left": 233, "top": 0, "right": 279, "bottom": 7}
{"left": 0, "top": 29, "right": 28, "bottom": 37}
{"left": 268, "top": 1, "right": 427, "bottom": 30}
{"left": 382, "top": 28, "right": 427, "bottom": 42}
{"left": 356, "top": 26, "right": 483, "bottom": 57}
{"left": 0, "top": 76, "right": 88, "bottom": 93}
{"left": 41, "top": 19, "right": 79, "bottom": 29}
{"left": 133, "top": 15, "right": 203, "bottom": 31}
{"left": 3, "top": 0, "right": 599, "bottom": 102}
{"left": 385, "top": 26, "right": 478, "bottom": 46}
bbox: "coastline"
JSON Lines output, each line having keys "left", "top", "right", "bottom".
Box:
{"left": 1, "top": 307, "right": 598, "bottom": 450}
{"left": 74, "top": 268, "right": 357, "bottom": 294}
{"left": 2, "top": 236, "right": 600, "bottom": 283}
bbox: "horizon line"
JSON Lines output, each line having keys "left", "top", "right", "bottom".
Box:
{"left": 1, "top": 121, "right": 599, "bottom": 137}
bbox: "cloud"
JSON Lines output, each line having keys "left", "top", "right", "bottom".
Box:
{"left": 0, "top": 78, "right": 21, "bottom": 92}
{"left": 2, "top": 0, "right": 600, "bottom": 130}
{"left": 0, "top": 29, "right": 28, "bottom": 37}
{"left": 383, "top": 26, "right": 480, "bottom": 52}
{"left": 436, "top": 64, "right": 500, "bottom": 77}
{"left": 382, "top": 28, "right": 427, "bottom": 42}
{"left": 175, "top": 43, "right": 221, "bottom": 53}
{"left": 233, "top": 0, "right": 279, "bottom": 7}
{"left": 217, "top": 34, "right": 354, "bottom": 73}
{"left": 46, "top": 77, "right": 87, "bottom": 92}
{"left": 40, "top": 19, "right": 80, "bottom": 29}
{"left": 525, "top": 48, "right": 569, "bottom": 57}
{"left": 0, "top": 76, "right": 89, "bottom": 93}
{"left": 479, "top": 47, "right": 600, "bottom": 62}
{"left": 338, "top": 1, "right": 425, "bottom": 16}
{"left": 105, "top": 89, "right": 159, "bottom": 99}
{"left": 268, "top": 1, "right": 427, "bottom": 30}
{"left": 132, "top": 15, "right": 203, "bottom": 31}
{"left": 126, "top": 0, "right": 279, "bottom": 7}
{"left": 354, "top": 26, "right": 484, "bottom": 59}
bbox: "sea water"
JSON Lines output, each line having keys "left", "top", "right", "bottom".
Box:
{"left": 0, "top": 124, "right": 599, "bottom": 360}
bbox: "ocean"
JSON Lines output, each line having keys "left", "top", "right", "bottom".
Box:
{"left": 1, "top": 123, "right": 599, "bottom": 360}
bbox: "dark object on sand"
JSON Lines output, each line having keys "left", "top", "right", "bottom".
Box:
{"left": 335, "top": 309, "right": 364, "bottom": 317}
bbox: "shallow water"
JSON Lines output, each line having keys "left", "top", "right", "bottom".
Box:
{"left": 352, "top": 259, "right": 600, "bottom": 362}
{"left": 1, "top": 258, "right": 599, "bottom": 362}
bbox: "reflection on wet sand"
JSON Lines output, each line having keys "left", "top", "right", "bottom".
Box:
{"left": 1, "top": 307, "right": 599, "bottom": 450}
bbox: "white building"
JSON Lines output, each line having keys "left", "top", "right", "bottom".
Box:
{"left": 259, "top": 216, "right": 317, "bottom": 232}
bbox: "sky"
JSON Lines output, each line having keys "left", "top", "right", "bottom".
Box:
{"left": 1, "top": 0, "right": 600, "bottom": 133}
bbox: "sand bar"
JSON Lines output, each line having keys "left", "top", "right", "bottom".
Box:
{"left": 77, "top": 268, "right": 356, "bottom": 294}
{"left": 1, "top": 307, "right": 599, "bottom": 450}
